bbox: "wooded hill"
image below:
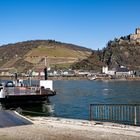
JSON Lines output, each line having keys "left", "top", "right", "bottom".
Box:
{"left": 72, "top": 37, "right": 140, "bottom": 71}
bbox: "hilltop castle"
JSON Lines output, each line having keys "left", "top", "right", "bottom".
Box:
{"left": 130, "top": 28, "right": 140, "bottom": 40}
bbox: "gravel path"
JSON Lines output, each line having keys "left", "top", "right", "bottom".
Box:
{"left": 0, "top": 117, "right": 140, "bottom": 140}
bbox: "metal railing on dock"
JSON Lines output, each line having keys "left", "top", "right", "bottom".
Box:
{"left": 89, "top": 104, "right": 140, "bottom": 126}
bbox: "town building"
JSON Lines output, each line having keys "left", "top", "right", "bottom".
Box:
{"left": 102, "top": 66, "right": 132, "bottom": 76}
{"left": 115, "top": 66, "right": 131, "bottom": 76}
{"left": 135, "top": 71, "right": 140, "bottom": 77}
{"left": 102, "top": 66, "right": 116, "bottom": 75}
{"left": 78, "top": 70, "right": 90, "bottom": 76}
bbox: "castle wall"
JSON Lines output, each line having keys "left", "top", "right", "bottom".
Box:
{"left": 130, "top": 34, "right": 140, "bottom": 40}
{"left": 136, "top": 28, "right": 140, "bottom": 34}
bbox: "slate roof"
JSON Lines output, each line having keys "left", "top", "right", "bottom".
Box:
{"left": 116, "top": 67, "right": 129, "bottom": 72}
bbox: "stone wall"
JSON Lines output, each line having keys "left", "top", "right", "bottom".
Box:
{"left": 130, "top": 34, "right": 140, "bottom": 40}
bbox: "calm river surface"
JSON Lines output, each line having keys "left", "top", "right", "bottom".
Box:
{"left": 49, "top": 80, "right": 140, "bottom": 120}
{"left": 2, "top": 80, "right": 140, "bottom": 120}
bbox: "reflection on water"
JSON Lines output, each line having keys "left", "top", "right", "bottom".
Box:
{"left": 0, "top": 100, "right": 54, "bottom": 117}
{"left": 21, "top": 102, "right": 54, "bottom": 117}
{"left": 22, "top": 103, "right": 54, "bottom": 116}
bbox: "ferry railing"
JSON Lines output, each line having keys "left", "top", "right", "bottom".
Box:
{"left": 6, "top": 86, "right": 40, "bottom": 95}
{"left": 89, "top": 104, "right": 140, "bottom": 126}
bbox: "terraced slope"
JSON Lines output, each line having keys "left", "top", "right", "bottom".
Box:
{"left": 0, "top": 40, "right": 92, "bottom": 72}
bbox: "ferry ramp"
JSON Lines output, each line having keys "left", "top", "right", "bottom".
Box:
{"left": 0, "top": 110, "right": 32, "bottom": 128}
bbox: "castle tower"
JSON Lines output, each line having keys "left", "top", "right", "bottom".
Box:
{"left": 130, "top": 28, "right": 140, "bottom": 40}
{"left": 135, "top": 28, "right": 140, "bottom": 34}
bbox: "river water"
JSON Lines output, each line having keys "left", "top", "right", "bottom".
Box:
{"left": 1, "top": 80, "right": 140, "bottom": 121}
{"left": 49, "top": 80, "right": 140, "bottom": 120}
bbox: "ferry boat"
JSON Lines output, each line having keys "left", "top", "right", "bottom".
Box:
{"left": 0, "top": 69, "right": 56, "bottom": 107}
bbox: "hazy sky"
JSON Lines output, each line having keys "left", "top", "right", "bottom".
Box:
{"left": 0, "top": 0, "right": 140, "bottom": 50}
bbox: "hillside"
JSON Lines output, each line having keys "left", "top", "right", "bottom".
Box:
{"left": 0, "top": 40, "right": 92, "bottom": 72}
{"left": 72, "top": 51, "right": 103, "bottom": 72}
{"left": 1, "top": 34, "right": 140, "bottom": 73}
{"left": 72, "top": 37, "right": 140, "bottom": 71}
{"left": 102, "top": 38, "right": 140, "bottom": 70}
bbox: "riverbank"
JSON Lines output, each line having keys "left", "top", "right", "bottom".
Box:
{"left": 0, "top": 115, "right": 140, "bottom": 140}
{"left": 0, "top": 76, "right": 140, "bottom": 81}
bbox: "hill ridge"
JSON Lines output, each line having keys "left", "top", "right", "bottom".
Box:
{"left": 0, "top": 40, "right": 92, "bottom": 72}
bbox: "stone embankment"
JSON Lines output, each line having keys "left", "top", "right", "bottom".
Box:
{"left": 0, "top": 115, "right": 140, "bottom": 140}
